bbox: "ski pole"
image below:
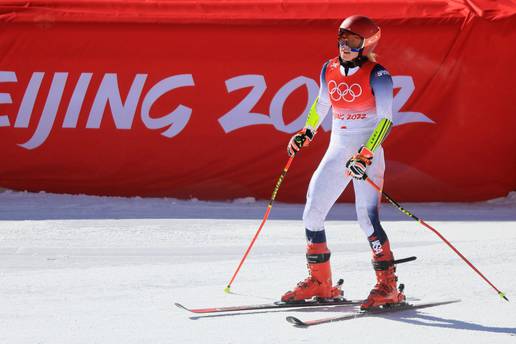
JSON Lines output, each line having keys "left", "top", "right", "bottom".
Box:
{"left": 224, "top": 155, "right": 296, "bottom": 293}
{"left": 364, "top": 174, "right": 509, "bottom": 302}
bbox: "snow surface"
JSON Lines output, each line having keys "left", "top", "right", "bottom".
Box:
{"left": 1, "top": 190, "right": 515, "bottom": 343}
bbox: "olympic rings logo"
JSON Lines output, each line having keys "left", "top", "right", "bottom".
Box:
{"left": 328, "top": 80, "right": 362, "bottom": 102}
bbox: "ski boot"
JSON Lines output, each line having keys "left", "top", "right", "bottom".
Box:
{"left": 361, "top": 250, "right": 406, "bottom": 310}
{"left": 281, "top": 242, "right": 343, "bottom": 303}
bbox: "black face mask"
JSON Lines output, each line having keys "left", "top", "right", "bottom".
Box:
{"left": 339, "top": 54, "right": 368, "bottom": 76}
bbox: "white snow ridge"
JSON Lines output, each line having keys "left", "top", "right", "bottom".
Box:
{"left": 0, "top": 190, "right": 515, "bottom": 343}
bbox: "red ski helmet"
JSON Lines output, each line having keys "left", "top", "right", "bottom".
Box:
{"left": 338, "top": 15, "right": 381, "bottom": 56}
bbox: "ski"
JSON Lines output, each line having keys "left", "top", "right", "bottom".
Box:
{"left": 286, "top": 299, "right": 461, "bottom": 327}
{"left": 176, "top": 256, "right": 419, "bottom": 315}
{"left": 175, "top": 298, "right": 362, "bottom": 314}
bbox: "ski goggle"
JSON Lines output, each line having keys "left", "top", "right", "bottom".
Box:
{"left": 338, "top": 29, "right": 364, "bottom": 52}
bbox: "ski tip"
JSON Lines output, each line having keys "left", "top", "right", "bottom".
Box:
{"left": 174, "top": 303, "right": 188, "bottom": 311}
{"left": 286, "top": 316, "right": 307, "bottom": 327}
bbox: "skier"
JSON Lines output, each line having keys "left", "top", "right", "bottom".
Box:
{"left": 282, "top": 15, "right": 404, "bottom": 310}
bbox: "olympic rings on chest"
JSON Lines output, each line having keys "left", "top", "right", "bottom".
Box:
{"left": 328, "top": 80, "right": 363, "bottom": 102}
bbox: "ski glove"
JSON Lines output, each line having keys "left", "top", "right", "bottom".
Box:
{"left": 346, "top": 146, "right": 373, "bottom": 180}
{"left": 287, "top": 128, "right": 314, "bottom": 156}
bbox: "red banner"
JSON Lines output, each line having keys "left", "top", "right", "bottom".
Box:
{"left": 0, "top": 1, "right": 515, "bottom": 201}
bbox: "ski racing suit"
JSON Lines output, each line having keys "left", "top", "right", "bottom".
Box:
{"left": 302, "top": 57, "right": 393, "bottom": 253}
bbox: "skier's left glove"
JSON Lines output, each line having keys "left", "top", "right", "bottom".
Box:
{"left": 346, "top": 146, "right": 373, "bottom": 180}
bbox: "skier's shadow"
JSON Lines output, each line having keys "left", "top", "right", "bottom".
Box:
{"left": 188, "top": 306, "right": 516, "bottom": 336}
{"left": 388, "top": 309, "right": 516, "bottom": 336}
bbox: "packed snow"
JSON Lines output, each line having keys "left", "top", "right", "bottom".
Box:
{"left": 1, "top": 190, "right": 515, "bottom": 343}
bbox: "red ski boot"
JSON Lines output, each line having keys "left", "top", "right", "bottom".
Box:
{"left": 281, "top": 243, "right": 343, "bottom": 303}
{"left": 361, "top": 241, "right": 405, "bottom": 310}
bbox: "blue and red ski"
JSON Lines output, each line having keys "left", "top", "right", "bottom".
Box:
{"left": 286, "top": 299, "right": 461, "bottom": 327}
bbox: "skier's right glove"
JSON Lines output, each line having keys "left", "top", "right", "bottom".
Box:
{"left": 287, "top": 128, "right": 314, "bottom": 156}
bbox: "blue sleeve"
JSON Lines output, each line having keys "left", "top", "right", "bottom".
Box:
{"left": 370, "top": 64, "right": 393, "bottom": 121}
